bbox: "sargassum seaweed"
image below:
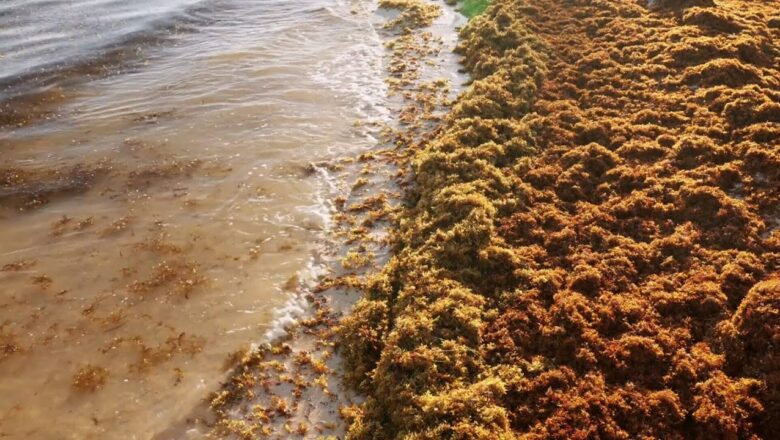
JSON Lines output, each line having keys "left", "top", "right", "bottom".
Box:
{"left": 337, "top": 0, "right": 780, "bottom": 439}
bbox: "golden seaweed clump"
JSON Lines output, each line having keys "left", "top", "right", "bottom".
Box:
{"left": 338, "top": 0, "right": 780, "bottom": 438}
{"left": 72, "top": 365, "right": 109, "bottom": 392}
{"left": 379, "top": 0, "right": 442, "bottom": 30}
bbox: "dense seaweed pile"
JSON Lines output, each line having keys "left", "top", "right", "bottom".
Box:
{"left": 339, "top": 0, "right": 780, "bottom": 438}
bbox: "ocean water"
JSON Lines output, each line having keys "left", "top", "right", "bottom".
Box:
{"left": 0, "top": 0, "right": 204, "bottom": 90}
{"left": 0, "top": 0, "right": 390, "bottom": 437}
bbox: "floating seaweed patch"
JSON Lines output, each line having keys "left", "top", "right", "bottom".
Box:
{"left": 127, "top": 259, "right": 205, "bottom": 299}
{"left": 0, "top": 163, "right": 110, "bottom": 211}
{"left": 125, "top": 159, "right": 202, "bottom": 189}
{"left": 31, "top": 274, "right": 53, "bottom": 289}
{"left": 0, "top": 259, "right": 36, "bottom": 272}
{"left": 0, "top": 328, "right": 23, "bottom": 363}
{"left": 99, "top": 216, "right": 134, "bottom": 236}
{"left": 126, "top": 333, "right": 205, "bottom": 374}
{"left": 72, "top": 365, "right": 109, "bottom": 393}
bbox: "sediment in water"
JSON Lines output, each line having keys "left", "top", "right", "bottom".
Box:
{"left": 337, "top": 0, "right": 780, "bottom": 439}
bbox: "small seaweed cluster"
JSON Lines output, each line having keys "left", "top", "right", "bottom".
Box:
{"left": 72, "top": 364, "right": 109, "bottom": 392}
{"left": 99, "top": 332, "right": 204, "bottom": 374}
{"left": 338, "top": 0, "right": 780, "bottom": 439}
{"left": 0, "top": 88, "right": 69, "bottom": 128}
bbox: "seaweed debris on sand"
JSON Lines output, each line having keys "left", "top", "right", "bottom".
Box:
{"left": 338, "top": 0, "right": 780, "bottom": 439}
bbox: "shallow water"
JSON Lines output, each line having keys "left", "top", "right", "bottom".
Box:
{"left": 0, "top": 0, "right": 391, "bottom": 437}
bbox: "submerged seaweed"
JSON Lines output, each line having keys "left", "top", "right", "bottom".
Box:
{"left": 0, "top": 163, "right": 109, "bottom": 211}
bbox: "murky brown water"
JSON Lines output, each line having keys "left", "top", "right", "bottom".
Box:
{"left": 0, "top": 0, "right": 391, "bottom": 438}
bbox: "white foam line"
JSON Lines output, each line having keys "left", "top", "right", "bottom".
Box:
{"left": 263, "top": 255, "right": 330, "bottom": 342}
{"left": 261, "top": 1, "right": 390, "bottom": 346}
